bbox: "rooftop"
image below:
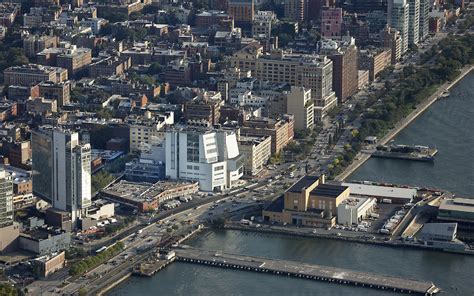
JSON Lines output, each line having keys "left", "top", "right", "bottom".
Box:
{"left": 102, "top": 180, "right": 197, "bottom": 203}
{"left": 341, "top": 182, "right": 416, "bottom": 201}
{"left": 287, "top": 175, "right": 320, "bottom": 193}
{"left": 439, "top": 198, "right": 474, "bottom": 213}
{"left": 264, "top": 194, "right": 284, "bottom": 212}
{"left": 311, "top": 184, "right": 348, "bottom": 198}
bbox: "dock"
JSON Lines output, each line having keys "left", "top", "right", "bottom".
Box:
{"left": 133, "top": 258, "right": 174, "bottom": 277}
{"left": 174, "top": 246, "right": 440, "bottom": 295}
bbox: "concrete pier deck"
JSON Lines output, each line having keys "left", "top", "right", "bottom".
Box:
{"left": 174, "top": 246, "right": 440, "bottom": 295}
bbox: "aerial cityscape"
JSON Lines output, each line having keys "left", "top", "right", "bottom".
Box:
{"left": 0, "top": 0, "right": 472, "bottom": 295}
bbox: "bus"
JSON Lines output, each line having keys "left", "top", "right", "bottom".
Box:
{"left": 96, "top": 246, "right": 107, "bottom": 254}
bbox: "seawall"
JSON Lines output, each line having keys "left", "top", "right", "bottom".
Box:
{"left": 336, "top": 65, "right": 473, "bottom": 181}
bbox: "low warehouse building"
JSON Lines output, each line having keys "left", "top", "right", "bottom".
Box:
{"left": 341, "top": 182, "right": 416, "bottom": 204}
{"left": 101, "top": 180, "right": 199, "bottom": 212}
{"left": 337, "top": 197, "right": 377, "bottom": 226}
{"left": 32, "top": 251, "right": 65, "bottom": 278}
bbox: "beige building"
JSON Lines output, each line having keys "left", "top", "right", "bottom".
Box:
{"left": 240, "top": 115, "right": 294, "bottom": 155}
{"left": 381, "top": 26, "right": 402, "bottom": 64}
{"left": 3, "top": 64, "right": 67, "bottom": 86}
{"left": 23, "top": 35, "right": 58, "bottom": 58}
{"left": 38, "top": 81, "right": 71, "bottom": 107}
{"left": 359, "top": 48, "right": 392, "bottom": 81}
{"left": 37, "top": 46, "right": 92, "bottom": 77}
{"left": 27, "top": 97, "right": 57, "bottom": 114}
{"left": 230, "top": 44, "right": 337, "bottom": 118}
{"left": 32, "top": 251, "right": 65, "bottom": 278}
{"left": 88, "top": 56, "right": 131, "bottom": 78}
{"left": 263, "top": 175, "right": 350, "bottom": 227}
{"left": 286, "top": 86, "right": 314, "bottom": 130}
{"left": 128, "top": 112, "right": 174, "bottom": 153}
{"left": 238, "top": 135, "right": 272, "bottom": 176}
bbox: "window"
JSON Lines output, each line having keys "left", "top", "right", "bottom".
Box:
{"left": 186, "top": 133, "right": 200, "bottom": 163}
{"left": 214, "top": 165, "right": 224, "bottom": 171}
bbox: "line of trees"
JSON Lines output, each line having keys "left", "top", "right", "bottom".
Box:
{"left": 69, "top": 241, "right": 124, "bottom": 276}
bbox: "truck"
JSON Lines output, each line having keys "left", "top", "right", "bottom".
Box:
{"left": 381, "top": 198, "right": 392, "bottom": 204}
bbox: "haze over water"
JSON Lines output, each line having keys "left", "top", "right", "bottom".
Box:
{"left": 110, "top": 73, "right": 474, "bottom": 296}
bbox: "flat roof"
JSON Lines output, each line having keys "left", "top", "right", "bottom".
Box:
{"left": 440, "top": 198, "right": 474, "bottom": 213}
{"left": 341, "top": 182, "right": 416, "bottom": 201}
{"left": 264, "top": 194, "right": 284, "bottom": 213}
{"left": 287, "top": 176, "right": 319, "bottom": 193}
{"left": 311, "top": 184, "right": 348, "bottom": 198}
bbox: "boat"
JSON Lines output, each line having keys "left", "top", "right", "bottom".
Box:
{"left": 439, "top": 90, "right": 450, "bottom": 99}
{"left": 372, "top": 144, "right": 438, "bottom": 162}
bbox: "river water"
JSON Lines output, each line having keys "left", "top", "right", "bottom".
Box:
{"left": 110, "top": 73, "right": 474, "bottom": 295}
{"left": 349, "top": 72, "right": 474, "bottom": 196}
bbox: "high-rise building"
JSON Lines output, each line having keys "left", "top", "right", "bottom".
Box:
{"left": 382, "top": 26, "right": 403, "bottom": 64}
{"left": 388, "top": 0, "right": 409, "bottom": 54}
{"left": 319, "top": 37, "right": 359, "bottom": 103}
{"left": 228, "top": 0, "right": 255, "bottom": 23}
{"left": 286, "top": 86, "right": 314, "bottom": 130}
{"left": 165, "top": 127, "right": 244, "bottom": 192}
{"left": 0, "top": 168, "right": 13, "bottom": 228}
{"left": 418, "top": 0, "right": 430, "bottom": 41}
{"left": 306, "top": 0, "right": 328, "bottom": 22}
{"left": 284, "top": 0, "right": 305, "bottom": 23}
{"left": 408, "top": 0, "right": 420, "bottom": 45}
{"left": 321, "top": 7, "right": 343, "bottom": 38}
{"left": 31, "top": 127, "right": 91, "bottom": 227}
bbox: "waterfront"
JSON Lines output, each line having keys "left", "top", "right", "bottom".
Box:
{"left": 349, "top": 72, "right": 474, "bottom": 196}
{"left": 109, "top": 73, "right": 474, "bottom": 296}
{"left": 111, "top": 230, "right": 474, "bottom": 296}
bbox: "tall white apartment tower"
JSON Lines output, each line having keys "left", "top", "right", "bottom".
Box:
{"left": 32, "top": 127, "right": 92, "bottom": 226}
{"left": 388, "top": 0, "right": 410, "bottom": 54}
{"left": 408, "top": 0, "right": 420, "bottom": 45}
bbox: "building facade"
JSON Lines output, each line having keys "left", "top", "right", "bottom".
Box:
{"left": 284, "top": 0, "right": 305, "bottom": 22}
{"left": 263, "top": 175, "right": 350, "bottom": 227}
{"left": 230, "top": 45, "right": 337, "bottom": 117}
{"left": 240, "top": 115, "right": 294, "bottom": 154}
{"left": 388, "top": 0, "right": 409, "bottom": 54}
{"left": 165, "top": 127, "right": 244, "bottom": 191}
{"left": 319, "top": 38, "right": 359, "bottom": 102}
{"left": 4, "top": 64, "right": 61, "bottom": 86}
{"left": 408, "top": 0, "right": 420, "bottom": 45}
{"left": 321, "top": 7, "right": 343, "bottom": 38}
{"left": 418, "top": 0, "right": 430, "bottom": 41}
{"left": 228, "top": 0, "right": 255, "bottom": 23}
{"left": 238, "top": 135, "right": 271, "bottom": 176}
{"left": 381, "top": 26, "right": 402, "bottom": 64}
{"left": 286, "top": 86, "right": 314, "bottom": 130}
{"left": 31, "top": 128, "right": 91, "bottom": 227}
{"left": 0, "top": 168, "right": 13, "bottom": 228}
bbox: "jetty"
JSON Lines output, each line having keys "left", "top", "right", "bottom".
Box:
{"left": 174, "top": 246, "right": 440, "bottom": 295}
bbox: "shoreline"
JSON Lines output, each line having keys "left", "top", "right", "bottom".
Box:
{"left": 336, "top": 65, "right": 474, "bottom": 181}
{"left": 222, "top": 224, "right": 474, "bottom": 256}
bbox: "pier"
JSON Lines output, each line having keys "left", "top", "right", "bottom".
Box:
{"left": 174, "top": 246, "right": 440, "bottom": 295}
{"left": 133, "top": 258, "right": 175, "bottom": 277}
